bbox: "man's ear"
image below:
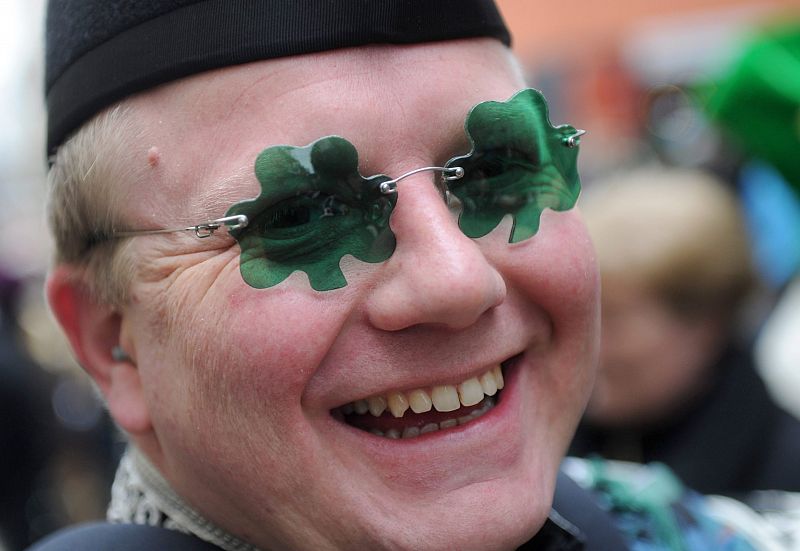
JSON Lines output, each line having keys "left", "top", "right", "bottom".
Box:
{"left": 46, "top": 265, "right": 151, "bottom": 435}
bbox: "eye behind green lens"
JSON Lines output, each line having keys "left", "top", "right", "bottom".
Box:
{"left": 446, "top": 88, "right": 582, "bottom": 243}
{"left": 227, "top": 136, "right": 397, "bottom": 291}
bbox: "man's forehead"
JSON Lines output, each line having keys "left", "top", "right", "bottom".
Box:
{"left": 133, "top": 40, "right": 518, "bottom": 117}
{"left": 124, "top": 41, "right": 521, "bottom": 220}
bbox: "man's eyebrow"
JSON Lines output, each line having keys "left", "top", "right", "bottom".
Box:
{"left": 190, "top": 165, "right": 257, "bottom": 220}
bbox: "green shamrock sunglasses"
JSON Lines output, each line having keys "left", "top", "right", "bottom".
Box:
{"left": 114, "top": 89, "right": 585, "bottom": 291}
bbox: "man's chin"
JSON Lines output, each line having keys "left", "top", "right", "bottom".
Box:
{"left": 360, "top": 480, "right": 550, "bottom": 551}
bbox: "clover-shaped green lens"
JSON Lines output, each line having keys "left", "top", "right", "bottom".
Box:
{"left": 445, "top": 88, "right": 581, "bottom": 243}
{"left": 226, "top": 136, "right": 397, "bottom": 291}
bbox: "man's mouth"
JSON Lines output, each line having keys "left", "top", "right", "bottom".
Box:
{"left": 332, "top": 363, "right": 507, "bottom": 439}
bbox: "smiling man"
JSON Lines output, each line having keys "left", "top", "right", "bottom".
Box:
{"left": 36, "top": 1, "right": 604, "bottom": 550}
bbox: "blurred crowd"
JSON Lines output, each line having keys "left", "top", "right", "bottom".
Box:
{"left": 561, "top": 9, "right": 800, "bottom": 503}
{"left": 1, "top": 2, "right": 799, "bottom": 549}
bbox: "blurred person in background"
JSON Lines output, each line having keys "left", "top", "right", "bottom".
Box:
{"left": 703, "top": 19, "right": 800, "bottom": 423}
{"left": 569, "top": 166, "right": 800, "bottom": 496}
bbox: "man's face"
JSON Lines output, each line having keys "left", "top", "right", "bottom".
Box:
{"left": 117, "top": 39, "right": 599, "bottom": 550}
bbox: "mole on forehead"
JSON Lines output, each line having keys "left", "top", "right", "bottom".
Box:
{"left": 147, "top": 146, "right": 160, "bottom": 167}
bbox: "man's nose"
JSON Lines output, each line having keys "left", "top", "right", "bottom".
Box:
{"left": 365, "top": 176, "right": 507, "bottom": 331}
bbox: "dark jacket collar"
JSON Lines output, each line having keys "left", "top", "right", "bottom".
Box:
{"left": 519, "top": 471, "right": 629, "bottom": 550}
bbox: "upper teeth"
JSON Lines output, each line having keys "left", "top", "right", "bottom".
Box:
{"left": 344, "top": 366, "right": 504, "bottom": 418}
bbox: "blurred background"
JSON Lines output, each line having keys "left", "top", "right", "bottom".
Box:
{"left": 1, "top": 0, "right": 799, "bottom": 549}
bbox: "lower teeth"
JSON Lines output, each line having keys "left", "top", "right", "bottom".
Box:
{"left": 369, "top": 396, "right": 496, "bottom": 439}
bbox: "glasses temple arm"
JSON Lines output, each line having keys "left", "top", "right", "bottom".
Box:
{"left": 112, "top": 214, "right": 249, "bottom": 239}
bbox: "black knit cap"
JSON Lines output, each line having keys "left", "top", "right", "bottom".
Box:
{"left": 45, "top": 0, "right": 511, "bottom": 155}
